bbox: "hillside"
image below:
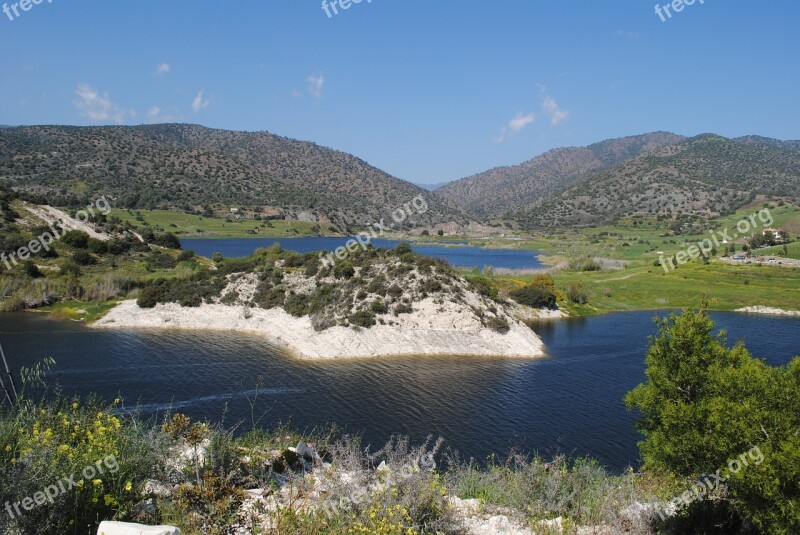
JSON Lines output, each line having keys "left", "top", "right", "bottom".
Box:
{"left": 435, "top": 132, "right": 685, "bottom": 218}
{"left": 518, "top": 134, "right": 800, "bottom": 228}
{"left": 0, "top": 124, "right": 465, "bottom": 230}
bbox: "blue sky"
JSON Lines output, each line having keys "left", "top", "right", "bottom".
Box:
{"left": 1, "top": 1, "right": 799, "bottom": 185}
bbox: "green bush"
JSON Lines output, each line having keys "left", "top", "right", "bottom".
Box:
{"left": 387, "top": 284, "right": 403, "bottom": 298}
{"left": 60, "top": 260, "right": 81, "bottom": 277}
{"left": 565, "top": 283, "right": 589, "bottom": 304}
{"left": 284, "top": 292, "right": 310, "bottom": 317}
{"left": 348, "top": 309, "right": 376, "bottom": 327}
{"left": 334, "top": 261, "right": 355, "bottom": 279}
{"left": 145, "top": 252, "right": 177, "bottom": 270}
{"left": 485, "top": 315, "right": 510, "bottom": 333}
{"left": 511, "top": 285, "right": 557, "bottom": 309}
{"left": 283, "top": 253, "right": 304, "bottom": 268}
{"left": 370, "top": 299, "right": 388, "bottom": 314}
{"left": 468, "top": 277, "right": 499, "bottom": 301}
{"left": 72, "top": 250, "right": 96, "bottom": 266}
{"left": 177, "top": 250, "right": 196, "bottom": 262}
{"left": 394, "top": 303, "right": 413, "bottom": 315}
{"left": 137, "top": 285, "right": 161, "bottom": 308}
{"left": 87, "top": 238, "right": 108, "bottom": 255}
{"left": 61, "top": 230, "right": 90, "bottom": 249}
{"left": 421, "top": 278, "right": 442, "bottom": 294}
{"left": 394, "top": 242, "right": 413, "bottom": 256}
{"left": 366, "top": 278, "right": 387, "bottom": 296}
{"left": 254, "top": 283, "right": 285, "bottom": 309}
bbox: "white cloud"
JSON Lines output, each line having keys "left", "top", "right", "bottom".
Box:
{"left": 307, "top": 74, "right": 324, "bottom": 99}
{"left": 191, "top": 91, "right": 211, "bottom": 113}
{"left": 495, "top": 112, "right": 536, "bottom": 143}
{"left": 73, "top": 84, "right": 128, "bottom": 123}
{"left": 541, "top": 95, "right": 569, "bottom": 126}
{"left": 154, "top": 63, "right": 171, "bottom": 76}
{"left": 508, "top": 112, "right": 536, "bottom": 132}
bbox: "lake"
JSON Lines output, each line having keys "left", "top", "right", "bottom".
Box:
{"left": 180, "top": 237, "right": 545, "bottom": 271}
{"left": 1, "top": 310, "right": 797, "bottom": 472}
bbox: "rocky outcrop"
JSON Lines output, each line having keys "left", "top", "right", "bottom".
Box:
{"left": 96, "top": 521, "right": 179, "bottom": 535}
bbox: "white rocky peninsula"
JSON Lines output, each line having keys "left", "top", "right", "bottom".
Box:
{"left": 94, "top": 244, "right": 547, "bottom": 360}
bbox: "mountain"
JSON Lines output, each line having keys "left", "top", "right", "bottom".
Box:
{"left": 733, "top": 135, "right": 800, "bottom": 152}
{"left": 517, "top": 134, "right": 800, "bottom": 228}
{"left": 0, "top": 124, "right": 465, "bottom": 229}
{"left": 435, "top": 132, "right": 686, "bottom": 218}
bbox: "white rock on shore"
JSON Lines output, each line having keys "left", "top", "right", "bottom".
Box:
{"left": 735, "top": 306, "right": 800, "bottom": 317}
{"left": 93, "top": 300, "right": 546, "bottom": 360}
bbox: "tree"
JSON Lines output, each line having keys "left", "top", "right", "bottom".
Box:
{"left": 61, "top": 230, "right": 90, "bottom": 249}
{"left": 626, "top": 305, "right": 800, "bottom": 532}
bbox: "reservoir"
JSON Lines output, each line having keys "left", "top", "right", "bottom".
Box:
{"left": 180, "top": 237, "right": 546, "bottom": 271}
{"left": 1, "top": 310, "right": 796, "bottom": 471}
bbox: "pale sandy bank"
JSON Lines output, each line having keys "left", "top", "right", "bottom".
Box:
{"left": 735, "top": 306, "right": 800, "bottom": 317}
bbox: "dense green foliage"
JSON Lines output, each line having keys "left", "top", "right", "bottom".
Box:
{"left": 626, "top": 306, "right": 800, "bottom": 532}
{"left": 510, "top": 276, "right": 559, "bottom": 309}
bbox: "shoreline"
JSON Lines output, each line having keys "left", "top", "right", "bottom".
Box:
{"left": 92, "top": 300, "right": 547, "bottom": 360}
{"left": 734, "top": 306, "right": 800, "bottom": 317}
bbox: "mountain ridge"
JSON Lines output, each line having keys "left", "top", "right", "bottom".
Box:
{"left": 0, "top": 124, "right": 467, "bottom": 230}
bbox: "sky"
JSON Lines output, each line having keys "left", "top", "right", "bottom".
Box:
{"left": 1, "top": 1, "right": 799, "bottom": 186}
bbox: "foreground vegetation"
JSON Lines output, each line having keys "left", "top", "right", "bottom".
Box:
{"left": 1, "top": 308, "right": 798, "bottom": 534}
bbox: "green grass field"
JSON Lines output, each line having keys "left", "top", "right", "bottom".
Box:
{"left": 109, "top": 209, "right": 338, "bottom": 239}
{"left": 467, "top": 204, "right": 800, "bottom": 316}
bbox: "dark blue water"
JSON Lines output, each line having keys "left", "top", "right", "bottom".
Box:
{"left": 0, "top": 311, "right": 797, "bottom": 471}
{"left": 180, "top": 237, "right": 545, "bottom": 271}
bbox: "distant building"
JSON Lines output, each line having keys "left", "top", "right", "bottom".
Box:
{"left": 763, "top": 228, "right": 787, "bottom": 243}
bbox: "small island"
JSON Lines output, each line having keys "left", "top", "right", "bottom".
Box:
{"left": 93, "top": 243, "right": 547, "bottom": 360}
